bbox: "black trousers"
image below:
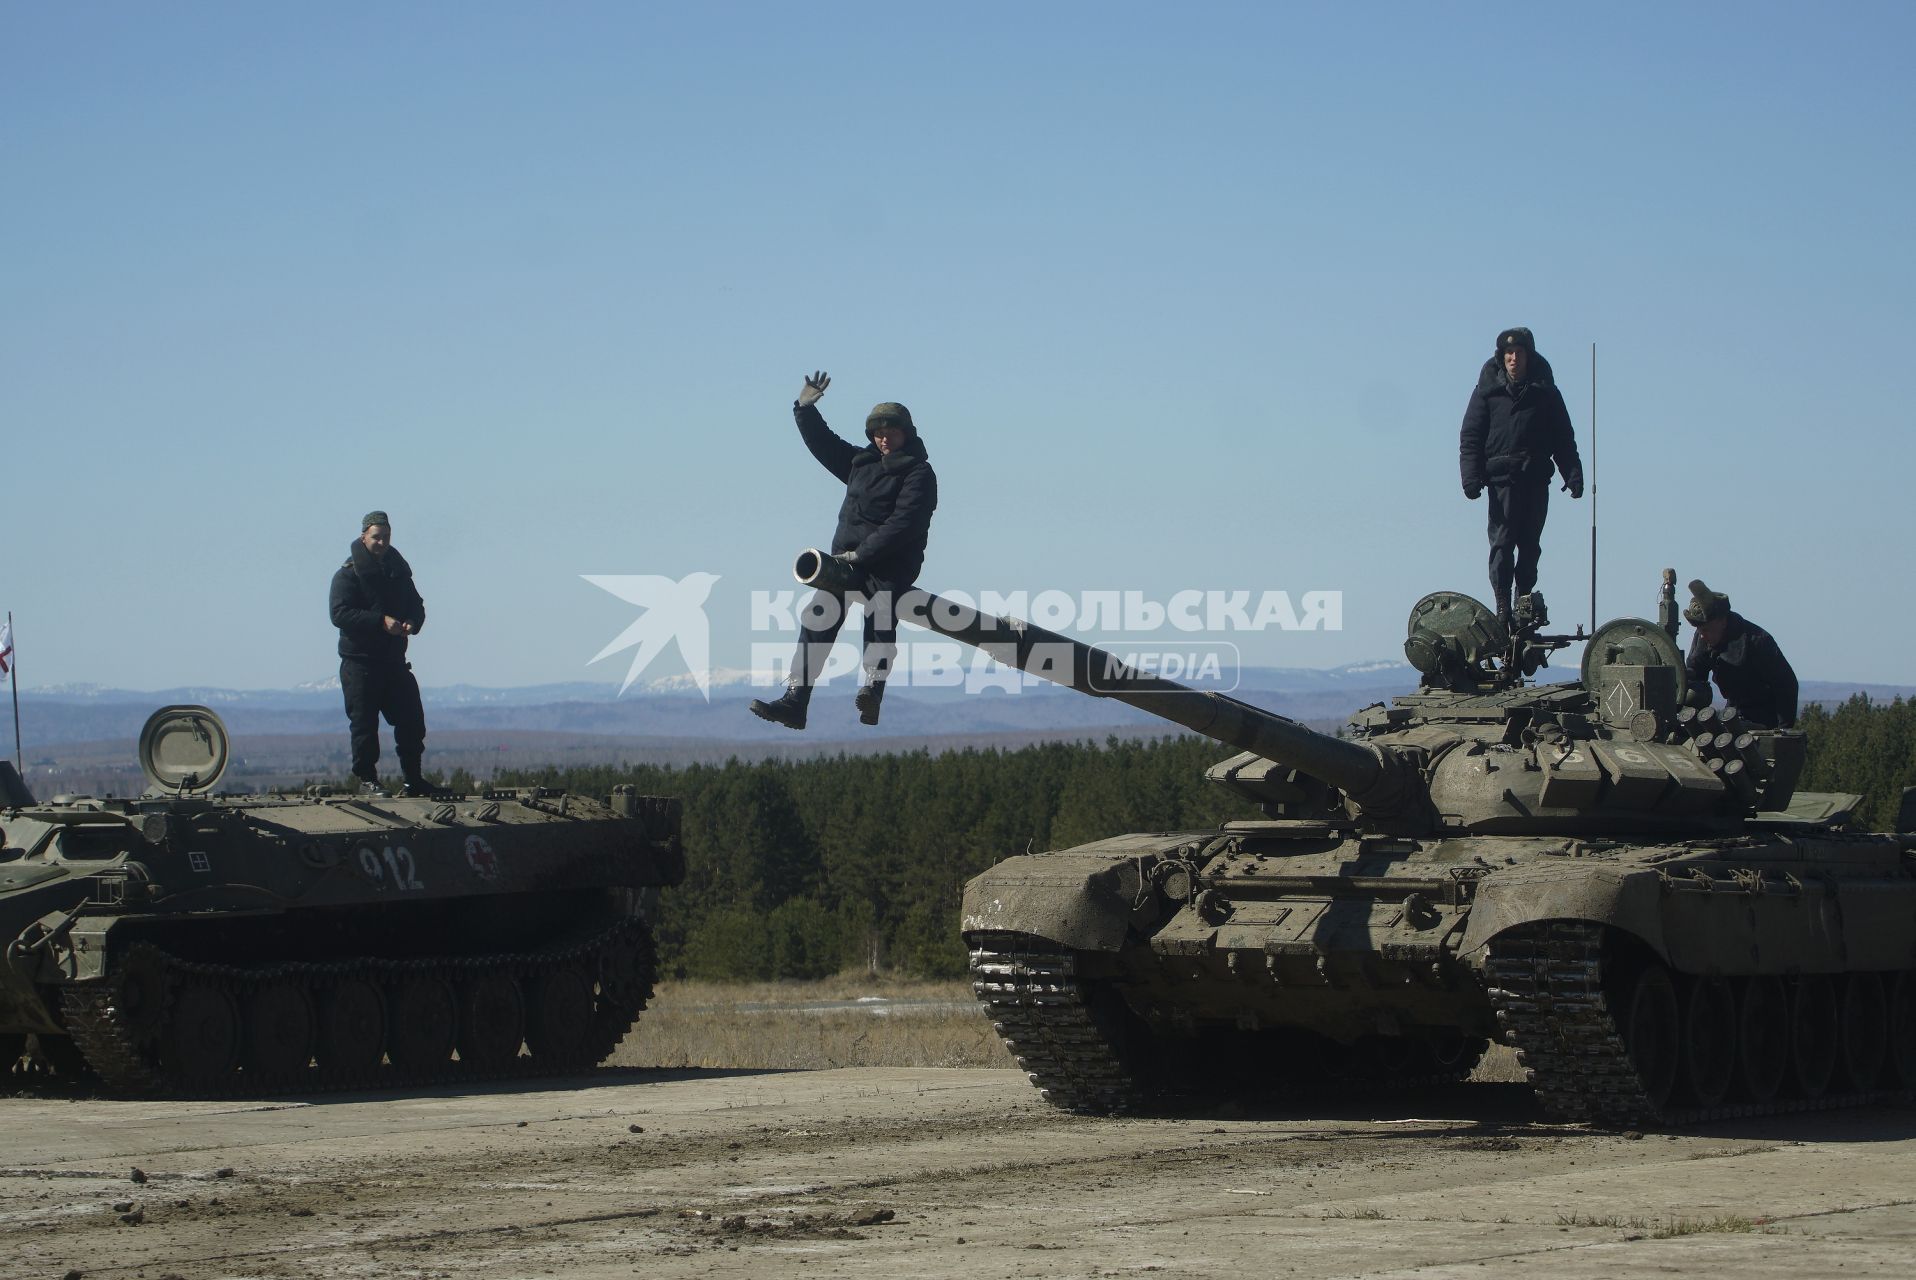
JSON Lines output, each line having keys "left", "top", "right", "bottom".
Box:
{"left": 340, "top": 658, "right": 426, "bottom": 782}
{"left": 1486, "top": 481, "right": 1550, "bottom": 605}
{"left": 789, "top": 574, "right": 906, "bottom": 689}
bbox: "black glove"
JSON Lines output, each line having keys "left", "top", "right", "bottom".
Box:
{"left": 833, "top": 550, "right": 859, "bottom": 565}
{"left": 1463, "top": 483, "right": 1482, "bottom": 501}
{"left": 1564, "top": 481, "right": 1583, "bottom": 499}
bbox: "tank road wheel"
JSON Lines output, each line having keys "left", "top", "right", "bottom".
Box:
{"left": 113, "top": 954, "right": 174, "bottom": 1050}
{"left": 1427, "top": 1034, "right": 1492, "bottom": 1082}
{"left": 316, "top": 979, "right": 386, "bottom": 1077}
{"left": 456, "top": 973, "right": 526, "bottom": 1068}
{"left": 1734, "top": 977, "right": 1789, "bottom": 1103}
{"left": 35, "top": 1033, "right": 94, "bottom": 1079}
{"left": 1788, "top": 976, "right": 1839, "bottom": 1099}
{"left": 387, "top": 977, "right": 458, "bottom": 1074}
{"left": 1838, "top": 973, "right": 1888, "bottom": 1091}
{"left": 1889, "top": 972, "right": 1916, "bottom": 1091}
{"left": 162, "top": 983, "right": 241, "bottom": 1091}
{"left": 243, "top": 983, "right": 315, "bottom": 1081}
{"left": 1621, "top": 964, "right": 1680, "bottom": 1110}
{"left": 525, "top": 968, "right": 595, "bottom": 1065}
{"left": 1680, "top": 976, "right": 1737, "bottom": 1107}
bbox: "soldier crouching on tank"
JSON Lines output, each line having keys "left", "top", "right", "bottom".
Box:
{"left": 1459, "top": 327, "right": 1584, "bottom": 622}
{"left": 329, "top": 511, "right": 432, "bottom": 793}
{"left": 751, "top": 370, "right": 938, "bottom": 731}
{"left": 1681, "top": 580, "right": 1799, "bottom": 728}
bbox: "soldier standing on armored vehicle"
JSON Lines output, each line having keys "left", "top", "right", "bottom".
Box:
{"left": 1682, "top": 579, "right": 1799, "bottom": 727}
{"left": 329, "top": 510, "right": 431, "bottom": 793}
{"left": 751, "top": 370, "right": 938, "bottom": 730}
{"left": 1458, "top": 327, "right": 1584, "bottom": 621}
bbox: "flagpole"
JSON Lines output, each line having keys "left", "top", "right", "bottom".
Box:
{"left": 8, "top": 612, "right": 20, "bottom": 774}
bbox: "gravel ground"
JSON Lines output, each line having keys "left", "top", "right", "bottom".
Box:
{"left": 4, "top": 1068, "right": 1914, "bottom": 1279}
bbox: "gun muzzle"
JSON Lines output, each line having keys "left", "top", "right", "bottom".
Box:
{"left": 793, "top": 547, "right": 864, "bottom": 593}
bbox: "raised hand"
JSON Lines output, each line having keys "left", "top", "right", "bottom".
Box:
{"left": 798, "top": 370, "right": 831, "bottom": 408}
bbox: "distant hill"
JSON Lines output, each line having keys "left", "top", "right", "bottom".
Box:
{"left": 13, "top": 663, "right": 1909, "bottom": 797}
{"left": 15, "top": 661, "right": 1432, "bottom": 747}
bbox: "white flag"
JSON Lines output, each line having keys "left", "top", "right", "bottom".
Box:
{"left": 0, "top": 620, "right": 11, "bottom": 676}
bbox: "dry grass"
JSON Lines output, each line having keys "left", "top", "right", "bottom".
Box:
{"left": 615, "top": 979, "right": 1536, "bottom": 1084}
{"left": 1469, "top": 1043, "right": 1528, "bottom": 1083}
{"left": 615, "top": 978, "right": 1016, "bottom": 1071}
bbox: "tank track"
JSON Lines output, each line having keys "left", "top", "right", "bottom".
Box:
{"left": 971, "top": 932, "right": 1490, "bottom": 1114}
{"left": 970, "top": 937, "right": 1148, "bottom": 1112}
{"left": 1486, "top": 919, "right": 1904, "bottom": 1128}
{"left": 57, "top": 915, "right": 657, "bottom": 1098}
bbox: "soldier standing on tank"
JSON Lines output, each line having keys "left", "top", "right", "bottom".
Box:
{"left": 329, "top": 511, "right": 431, "bottom": 793}
{"left": 1458, "top": 327, "right": 1584, "bottom": 621}
{"left": 1682, "top": 580, "right": 1799, "bottom": 728}
{"left": 750, "top": 370, "right": 938, "bottom": 731}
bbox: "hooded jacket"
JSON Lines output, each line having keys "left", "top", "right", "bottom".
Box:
{"left": 330, "top": 540, "right": 427, "bottom": 663}
{"left": 794, "top": 402, "right": 938, "bottom": 586}
{"left": 1459, "top": 352, "right": 1584, "bottom": 493}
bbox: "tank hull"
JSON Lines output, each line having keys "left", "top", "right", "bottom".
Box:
{"left": 3, "top": 781, "right": 682, "bottom": 1096}
{"left": 965, "top": 821, "right": 1916, "bottom": 1125}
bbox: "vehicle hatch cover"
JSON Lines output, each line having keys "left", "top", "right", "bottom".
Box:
{"left": 138, "top": 705, "right": 230, "bottom": 795}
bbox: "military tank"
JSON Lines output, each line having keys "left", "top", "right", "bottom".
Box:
{"left": 912, "top": 573, "right": 1915, "bottom": 1126}
{"left": 1, "top": 705, "right": 682, "bottom": 1096}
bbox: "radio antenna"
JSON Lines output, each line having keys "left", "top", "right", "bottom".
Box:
{"left": 1589, "top": 342, "right": 1598, "bottom": 633}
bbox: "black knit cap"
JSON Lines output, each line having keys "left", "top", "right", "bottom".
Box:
{"left": 361, "top": 510, "right": 391, "bottom": 531}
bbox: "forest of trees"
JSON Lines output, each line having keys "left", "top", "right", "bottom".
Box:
{"left": 496, "top": 696, "right": 1916, "bottom": 982}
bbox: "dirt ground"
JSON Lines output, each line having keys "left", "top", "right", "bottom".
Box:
{"left": 5, "top": 1067, "right": 1915, "bottom": 1280}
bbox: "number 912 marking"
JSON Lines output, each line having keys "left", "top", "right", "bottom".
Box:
{"left": 358, "top": 844, "right": 426, "bottom": 891}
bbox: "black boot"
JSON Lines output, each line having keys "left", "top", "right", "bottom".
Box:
{"left": 855, "top": 680, "right": 885, "bottom": 726}
{"left": 398, "top": 756, "right": 432, "bottom": 797}
{"left": 750, "top": 684, "right": 811, "bottom": 731}
{"left": 1493, "top": 586, "right": 1512, "bottom": 627}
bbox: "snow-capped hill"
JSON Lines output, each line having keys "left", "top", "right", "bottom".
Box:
{"left": 642, "top": 667, "right": 779, "bottom": 694}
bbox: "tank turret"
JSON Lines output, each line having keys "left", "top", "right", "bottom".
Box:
{"left": 904, "top": 581, "right": 1807, "bottom": 838}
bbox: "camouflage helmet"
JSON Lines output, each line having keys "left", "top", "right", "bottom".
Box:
{"left": 865, "top": 402, "right": 915, "bottom": 439}
{"left": 1496, "top": 327, "right": 1536, "bottom": 355}
{"left": 1683, "top": 579, "right": 1730, "bottom": 626}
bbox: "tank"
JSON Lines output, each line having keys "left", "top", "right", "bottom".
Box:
{"left": 1, "top": 705, "right": 683, "bottom": 1096}
{"left": 913, "top": 572, "right": 1916, "bottom": 1126}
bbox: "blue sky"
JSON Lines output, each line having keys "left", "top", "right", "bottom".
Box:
{"left": 5, "top": 2, "right": 1912, "bottom": 691}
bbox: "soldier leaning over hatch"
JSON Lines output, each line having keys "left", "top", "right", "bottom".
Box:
{"left": 751, "top": 370, "right": 938, "bottom": 731}
{"left": 329, "top": 510, "right": 431, "bottom": 794}
{"left": 1458, "top": 326, "right": 1584, "bottom": 622}
{"left": 1682, "top": 579, "right": 1799, "bottom": 728}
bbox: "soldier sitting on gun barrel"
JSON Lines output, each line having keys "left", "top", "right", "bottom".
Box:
{"left": 1682, "top": 580, "right": 1798, "bottom": 729}
{"left": 751, "top": 370, "right": 938, "bottom": 731}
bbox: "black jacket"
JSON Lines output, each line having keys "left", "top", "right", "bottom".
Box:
{"left": 1459, "top": 353, "right": 1584, "bottom": 493}
{"left": 330, "top": 540, "right": 427, "bottom": 663}
{"left": 795, "top": 402, "right": 938, "bottom": 585}
{"left": 1686, "top": 612, "right": 1799, "bottom": 728}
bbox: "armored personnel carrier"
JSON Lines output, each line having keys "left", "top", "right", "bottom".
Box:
{"left": 1, "top": 706, "right": 682, "bottom": 1096}
{"left": 915, "top": 574, "right": 1914, "bottom": 1126}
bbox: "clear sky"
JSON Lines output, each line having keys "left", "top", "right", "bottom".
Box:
{"left": 5, "top": 2, "right": 1912, "bottom": 691}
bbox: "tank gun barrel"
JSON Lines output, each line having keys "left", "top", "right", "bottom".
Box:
{"left": 900, "top": 589, "right": 1389, "bottom": 801}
